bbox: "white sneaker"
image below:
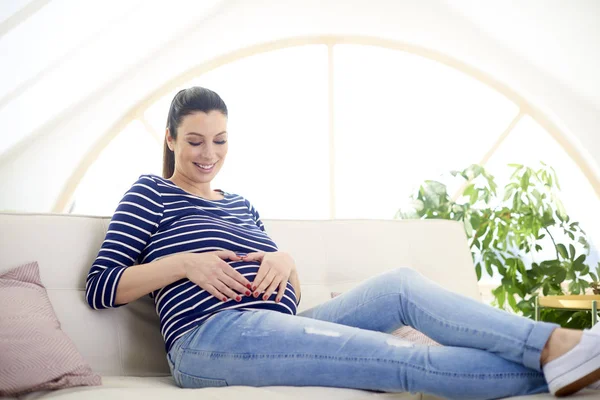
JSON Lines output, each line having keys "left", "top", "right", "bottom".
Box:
{"left": 543, "top": 324, "right": 600, "bottom": 397}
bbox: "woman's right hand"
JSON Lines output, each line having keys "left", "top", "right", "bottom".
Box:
{"left": 179, "top": 250, "right": 252, "bottom": 302}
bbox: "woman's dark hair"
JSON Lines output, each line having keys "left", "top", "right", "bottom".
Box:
{"left": 163, "top": 87, "right": 228, "bottom": 178}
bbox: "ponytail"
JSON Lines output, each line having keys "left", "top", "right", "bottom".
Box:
{"left": 162, "top": 135, "right": 175, "bottom": 179}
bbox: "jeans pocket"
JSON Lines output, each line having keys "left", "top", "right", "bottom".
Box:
{"left": 175, "top": 370, "right": 229, "bottom": 388}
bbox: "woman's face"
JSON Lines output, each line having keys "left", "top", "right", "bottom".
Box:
{"left": 167, "top": 110, "right": 228, "bottom": 183}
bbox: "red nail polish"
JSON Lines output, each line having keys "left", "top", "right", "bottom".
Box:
{"left": 245, "top": 291, "right": 251, "bottom": 296}
{"left": 254, "top": 291, "right": 259, "bottom": 297}
{"left": 252, "top": 286, "right": 257, "bottom": 291}
{"left": 263, "top": 295, "right": 268, "bottom": 301}
{"left": 246, "top": 284, "right": 252, "bottom": 289}
{"left": 236, "top": 296, "right": 241, "bottom": 302}
{"left": 222, "top": 297, "right": 227, "bottom": 302}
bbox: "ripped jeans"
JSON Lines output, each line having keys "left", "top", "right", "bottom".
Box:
{"left": 166, "top": 267, "right": 558, "bottom": 400}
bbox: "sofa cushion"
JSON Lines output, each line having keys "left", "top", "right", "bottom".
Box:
{"left": 0, "top": 262, "right": 101, "bottom": 397}
{"left": 17, "top": 376, "right": 431, "bottom": 400}
{"left": 16, "top": 376, "right": 573, "bottom": 400}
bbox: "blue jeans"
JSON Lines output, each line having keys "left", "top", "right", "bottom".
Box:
{"left": 166, "top": 267, "right": 558, "bottom": 399}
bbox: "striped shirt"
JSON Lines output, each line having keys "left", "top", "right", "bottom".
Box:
{"left": 85, "top": 174, "right": 298, "bottom": 353}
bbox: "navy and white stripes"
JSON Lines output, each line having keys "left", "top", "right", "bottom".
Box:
{"left": 86, "top": 174, "right": 298, "bottom": 353}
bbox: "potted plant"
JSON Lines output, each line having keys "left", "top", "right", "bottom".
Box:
{"left": 396, "top": 163, "right": 600, "bottom": 329}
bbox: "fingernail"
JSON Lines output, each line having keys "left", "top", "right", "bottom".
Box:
{"left": 222, "top": 297, "right": 227, "bottom": 302}
{"left": 246, "top": 284, "right": 252, "bottom": 289}
{"left": 236, "top": 296, "right": 241, "bottom": 302}
{"left": 252, "top": 286, "right": 257, "bottom": 291}
{"left": 263, "top": 294, "right": 268, "bottom": 301}
{"left": 253, "top": 291, "right": 259, "bottom": 298}
{"left": 245, "top": 290, "right": 251, "bottom": 296}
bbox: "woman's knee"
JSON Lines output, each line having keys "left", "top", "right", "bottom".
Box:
{"left": 370, "top": 267, "right": 421, "bottom": 293}
{"left": 387, "top": 266, "right": 421, "bottom": 280}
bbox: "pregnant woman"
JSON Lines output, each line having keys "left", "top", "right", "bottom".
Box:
{"left": 86, "top": 86, "right": 600, "bottom": 399}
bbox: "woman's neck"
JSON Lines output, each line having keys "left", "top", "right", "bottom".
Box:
{"left": 168, "top": 173, "right": 220, "bottom": 199}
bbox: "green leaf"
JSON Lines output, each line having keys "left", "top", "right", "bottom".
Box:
{"left": 569, "top": 244, "right": 576, "bottom": 260}
{"left": 482, "top": 232, "right": 493, "bottom": 249}
{"left": 568, "top": 280, "right": 578, "bottom": 294}
{"left": 512, "top": 192, "right": 521, "bottom": 210}
{"left": 549, "top": 165, "right": 561, "bottom": 190}
{"left": 507, "top": 292, "right": 518, "bottom": 311}
{"left": 520, "top": 170, "right": 530, "bottom": 190}
{"left": 573, "top": 254, "right": 586, "bottom": 271}
{"left": 503, "top": 188, "right": 515, "bottom": 202}
{"left": 485, "top": 260, "right": 494, "bottom": 277}
{"left": 578, "top": 236, "right": 590, "bottom": 251}
{"left": 557, "top": 244, "right": 568, "bottom": 259}
{"left": 464, "top": 219, "right": 474, "bottom": 238}
{"left": 532, "top": 189, "right": 542, "bottom": 206}
{"left": 546, "top": 265, "right": 563, "bottom": 276}
{"left": 469, "top": 190, "right": 478, "bottom": 205}
{"left": 463, "top": 183, "right": 475, "bottom": 196}
{"left": 470, "top": 213, "right": 482, "bottom": 230}
{"left": 475, "top": 262, "right": 482, "bottom": 281}
{"left": 581, "top": 266, "right": 589, "bottom": 276}
{"left": 552, "top": 193, "right": 568, "bottom": 221}
{"left": 554, "top": 269, "right": 567, "bottom": 283}
{"left": 495, "top": 286, "right": 506, "bottom": 308}
{"left": 463, "top": 184, "right": 479, "bottom": 205}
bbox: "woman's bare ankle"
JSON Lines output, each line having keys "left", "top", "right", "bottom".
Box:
{"left": 541, "top": 328, "right": 584, "bottom": 367}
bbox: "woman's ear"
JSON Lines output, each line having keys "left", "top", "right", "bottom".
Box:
{"left": 165, "top": 129, "right": 174, "bottom": 151}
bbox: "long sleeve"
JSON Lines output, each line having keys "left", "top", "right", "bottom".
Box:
{"left": 245, "top": 197, "right": 266, "bottom": 232}
{"left": 85, "top": 175, "right": 164, "bottom": 310}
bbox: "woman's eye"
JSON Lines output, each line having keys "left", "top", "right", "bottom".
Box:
{"left": 188, "top": 141, "right": 226, "bottom": 146}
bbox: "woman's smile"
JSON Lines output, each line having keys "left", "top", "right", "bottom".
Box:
{"left": 193, "top": 162, "right": 216, "bottom": 173}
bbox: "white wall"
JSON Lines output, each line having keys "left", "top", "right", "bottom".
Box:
{"left": 0, "top": 0, "right": 599, "bottom": 211}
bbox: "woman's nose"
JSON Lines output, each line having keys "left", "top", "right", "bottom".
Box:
{"left": 199, "top": 143, "right": 216, "bottom": 159}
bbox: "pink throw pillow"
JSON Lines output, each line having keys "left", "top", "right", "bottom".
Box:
{"left": 331, "top": 291, "right": 441, "bottom": 346}
{"left": 0, "top": 262, "right": 101, "bottom": 396}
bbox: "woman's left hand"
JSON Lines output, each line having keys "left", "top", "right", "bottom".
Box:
{"left": 242, "top": 251, "right": 296, "bottom": 302}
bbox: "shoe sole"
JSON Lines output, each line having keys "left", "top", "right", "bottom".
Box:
{"left": 554, "top": 362, "right": 600, "bottom": 397}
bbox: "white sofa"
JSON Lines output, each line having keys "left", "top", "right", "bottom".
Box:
{"left": 1, "top": 213, "right": 595, "bottom": 400}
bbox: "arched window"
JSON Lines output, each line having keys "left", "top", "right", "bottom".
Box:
{"left": 69, "top": 42, "right": 599, "bottom": 267}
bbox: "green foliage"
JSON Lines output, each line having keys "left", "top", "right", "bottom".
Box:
{"left": 395, "top": 163, "right": 600, "bottom": 329}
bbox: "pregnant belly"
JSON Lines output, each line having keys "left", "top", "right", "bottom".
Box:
{"left": 229, "top": 262, "right": 297, "bottom": 307}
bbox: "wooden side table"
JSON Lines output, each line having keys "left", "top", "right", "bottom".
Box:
{"left": 535, "top": 295, "right": 600, "bottom": 326}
